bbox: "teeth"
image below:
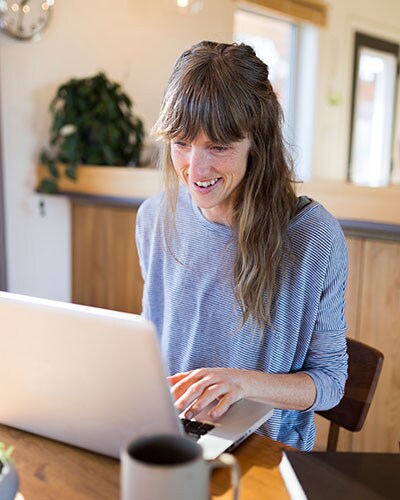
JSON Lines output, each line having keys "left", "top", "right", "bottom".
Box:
{"left": 195, "top": 178, "right": 219, "bottom": 188}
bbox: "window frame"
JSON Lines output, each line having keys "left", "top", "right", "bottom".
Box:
{"left": 234, "top": 5, "right": 318, "bottom": 180}
{"left": 347, "top": 31, "right": 400, "bottom": 184}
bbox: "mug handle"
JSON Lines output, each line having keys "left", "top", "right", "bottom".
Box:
{"left": 208, "top": 453, "right": 240, "bottom": 500}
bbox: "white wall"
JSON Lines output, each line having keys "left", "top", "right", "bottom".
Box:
{"left": 313, "top": 0, "right": 400, "bottom": 180}
{"left": 1, "top": 0, "right": 400, "bottom": 301}
{"left": 0, "top": 0, "right": 234, "bottom": 301}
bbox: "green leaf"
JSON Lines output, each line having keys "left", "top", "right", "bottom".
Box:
{"left": 65, "top": 163, "right": 77, "bottom": 180}
{"left": 38, "top": 178, "right": 58, "bottom": 194}
{"left": 47, "top": 160, "right": 59, "bottom": 179}
{"left": 40, "top": 70, "right": 145, "bottom": 190}
{"left": 0, "top": 442, "right": 14, "bottom": 464}
{"left": 40, "top": 149, "right": 51, "bottom": 164}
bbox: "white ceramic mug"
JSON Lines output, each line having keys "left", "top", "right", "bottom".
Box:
{"left": 120, "top": 433, "right": 240, "bottom": 500}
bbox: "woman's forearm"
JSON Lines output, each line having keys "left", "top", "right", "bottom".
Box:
{"left": 169, "top": 367, "right": 317, "bottom": 419}
{"left": 242, "top": 370, "right": 317, "bottom": 411}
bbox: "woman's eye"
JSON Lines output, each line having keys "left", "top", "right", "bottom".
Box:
{"left": 212, "top": 145, "right": 228, "bottom": 153}
{"left": 173, "top": 141, "right": 188, "bottom": 148}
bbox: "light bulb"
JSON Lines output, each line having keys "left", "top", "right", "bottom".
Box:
{"left": 174, "top": 0, "right": 204, "bottom": 15}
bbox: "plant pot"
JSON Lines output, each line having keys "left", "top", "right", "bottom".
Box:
{"left": 0, "top": 461, "right": 19, "bottom": 500}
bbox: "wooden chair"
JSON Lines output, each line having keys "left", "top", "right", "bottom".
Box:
{"left": 316, "top": 337, "right": 384, "bottom": 451}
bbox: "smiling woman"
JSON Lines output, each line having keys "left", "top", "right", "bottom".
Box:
{"left": 170, "top": 132, "right": 250, "bottom": 225}
{"left": 135, "top": 41, "right": 348, "bottom": 452}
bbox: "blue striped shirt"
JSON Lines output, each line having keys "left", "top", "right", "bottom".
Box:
{"left": 136, "top": 186, "right": 348, "bottom": 450}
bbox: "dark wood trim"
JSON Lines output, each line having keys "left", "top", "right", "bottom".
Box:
{"left": 0, "top": 79, "right": 8, "bottom": 290}
{"left": 340, "top": 220, "right": 400, "bottom": 242}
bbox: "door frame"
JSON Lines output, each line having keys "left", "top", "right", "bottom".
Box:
{"left": 0, "top": 82, "right": 8, "bottom": 290}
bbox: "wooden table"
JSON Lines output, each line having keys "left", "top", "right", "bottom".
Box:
{"left": 0, "top": 424, "right": 290, "bottom": 499}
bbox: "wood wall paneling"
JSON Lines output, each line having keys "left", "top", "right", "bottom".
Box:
{"left": 72, "top": 202, "right": 143, "bottom": 314}
{"left": 315, "top": 237, "right": 400, "bottom": 452}
{"left": 352, "top": 240, "right": 400, "bottom": 452}
{"left": 343, "top": 237, "right": 364, "bottom": 339}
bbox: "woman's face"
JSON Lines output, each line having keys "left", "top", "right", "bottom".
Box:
{"left": 170, "top": 131, "right": 250, "bottom": 226}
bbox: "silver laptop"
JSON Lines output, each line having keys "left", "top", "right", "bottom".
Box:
{"left": 0, "top": 291, "right": 273, "bottom": 460}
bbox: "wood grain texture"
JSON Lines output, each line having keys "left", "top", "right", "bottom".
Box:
{"left": 351, "top": 240, "right": 400, "bottom": 452}
{"left": 344, "top": 237, "right": 364, "bottom": 340}
{"left": 240, "top": 0, "right": 328, "bottom": 27}
{"left": 0, "top": 425, "right": 119, "bottom": 500}
{"left": 316, "top": 238, "right": 400, "bottom": 453}
{"left": 0, "top": 424, "right": 290, "bottom": 500}
{"left": 72, "top": 202, "right": 143, "bottom": 314}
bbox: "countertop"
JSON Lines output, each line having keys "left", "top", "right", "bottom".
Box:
{"left": 37, "top": 165, "right": 400, "bottom": 240}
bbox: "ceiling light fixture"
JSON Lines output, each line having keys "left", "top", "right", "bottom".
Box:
{"left": 175, "top": 0, "right": 204, "bottom": 15}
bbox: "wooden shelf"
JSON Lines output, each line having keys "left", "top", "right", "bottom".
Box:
{"left": 297, "top": 180, "right": 400, "bottom": 226}
{"left": 37, "top": 165, "right": 400, "bottom": 227}
{"left": 36, "top": 164, "right": 162, "bottom": 200}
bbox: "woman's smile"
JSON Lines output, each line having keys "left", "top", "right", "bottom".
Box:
{"left": 171, "top": 131, "right": 250, "bottom": 226}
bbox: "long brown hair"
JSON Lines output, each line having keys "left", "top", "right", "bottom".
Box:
{"left": 154, "top": 41, "right": 298, "bottom": 328}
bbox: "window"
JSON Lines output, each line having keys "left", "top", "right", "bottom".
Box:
{"left": 234, "top": 9, "right": 296, "bottom": 124}
{"left": 348, "top": 32, "right": 400, "bottom": 187}
{"left": 234, "top": 7, "right": 318, "bottom": 180}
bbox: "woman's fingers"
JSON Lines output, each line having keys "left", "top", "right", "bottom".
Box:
{"left": 171, "top": 369, "right": 221, "bottom": 410}
{"left": 189, "top": 386, "right": 240, "bottom": 419}
{"left": 207, "top": 392, "right": 238, "bottom": 419}
{"left": 176, "top": 381, "right": 225, "bottom": 417}
{"left": 168, "top": 368, "right": 246, "bottom": 419}
{"left": 167, "top": 371, "right": 191, "bottom": 386}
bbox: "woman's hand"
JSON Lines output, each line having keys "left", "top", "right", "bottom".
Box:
{"left": 168, "top": 367, "right": 250, "bottom": 420}
{"left": 168, "top": 368, "right": 318, "bottom": 417}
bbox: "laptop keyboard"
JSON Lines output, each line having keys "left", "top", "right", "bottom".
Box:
{"left": 180, "top": 418, "right": 215, "bottom": 440}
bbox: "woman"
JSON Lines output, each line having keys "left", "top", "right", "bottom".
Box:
{"left": 136, "top": 41, "right": 348, "bottom": 450}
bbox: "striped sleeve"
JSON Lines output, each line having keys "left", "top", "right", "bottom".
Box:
{"left": 303, "top": 229, "right": 349, "bottom": 411}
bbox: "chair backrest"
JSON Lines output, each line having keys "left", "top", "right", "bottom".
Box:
{"left": 316, "top": 337, "right": 384, "bottom": 451}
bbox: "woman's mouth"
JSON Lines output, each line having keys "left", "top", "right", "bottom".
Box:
{"left": 194, "top": 178, "right": 220, "bottom": 188}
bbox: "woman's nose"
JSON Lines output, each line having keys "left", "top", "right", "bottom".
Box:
{"left": 188, "top": 148, "right": 208, "bottom": 177}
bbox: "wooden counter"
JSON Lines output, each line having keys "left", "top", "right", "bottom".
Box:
{"left": 0, "top": 424, "right": 290, "bottom": 500}
{"left": 37, "top": 166, "right": 400, "bottom": 453}
{"left": 37, "top": 164, "right": 400, "bottom": 229}
{"left": 39, "top": 166, "right": 400, "bottom": 239}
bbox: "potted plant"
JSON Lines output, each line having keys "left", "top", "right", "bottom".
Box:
{"left": 0, "top": 442, "right": 19, "bottom": 500}
{"left": 39, "top": 72, "right": 145, "bottom": 193}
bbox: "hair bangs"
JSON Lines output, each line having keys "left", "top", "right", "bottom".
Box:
{"left": 157, "top": 66, "right": 250, "bottom": 146}
{"left": 156, "top": 41, "right": 298, "bottom": 330}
